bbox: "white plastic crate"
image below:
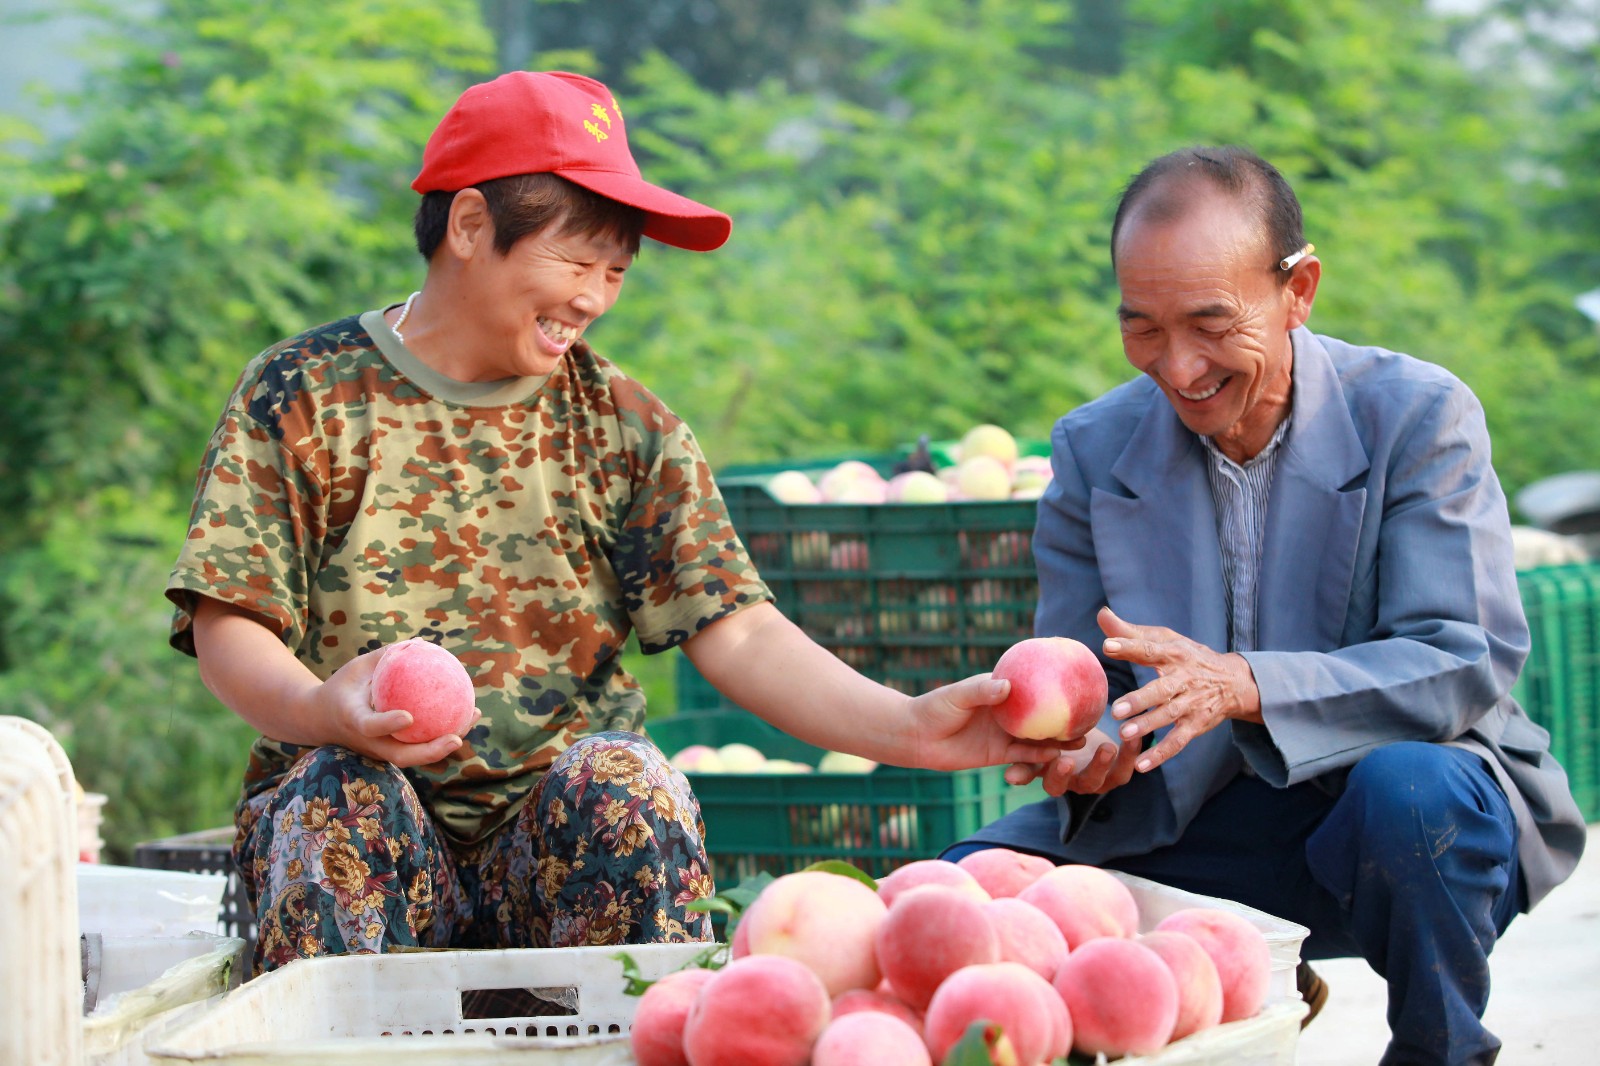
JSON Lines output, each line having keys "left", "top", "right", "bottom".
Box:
{"left": 147, "top": 873, "right": 1309, "bottom": 1065}
{"left": 84, "top": 936, "right": 245, "bottom": 1066}
{"left": 147, "top": 942, "right": 716, "bottom": 1064}
{"left": 0, "top": 715, "right": 85, "bottom": 1065}
{"left": 79, "top": 863, "right": 231, "bottom": 938}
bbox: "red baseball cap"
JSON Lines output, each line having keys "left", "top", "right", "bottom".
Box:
{"left": 412, "top": 71, "right": 732, "bottom": 252}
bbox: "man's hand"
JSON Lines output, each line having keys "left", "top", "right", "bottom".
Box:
{"left": 1004, "top": 726, "right": 1141, "bottom": 797}
{"left": 1098, "top": 606, "right": 1262, "bottom": 773}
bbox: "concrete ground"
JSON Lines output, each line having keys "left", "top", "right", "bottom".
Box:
{"left": 1296, "top": 822, "right": 1600, "bottom": 1063}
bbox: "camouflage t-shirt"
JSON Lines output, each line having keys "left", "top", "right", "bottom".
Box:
{"left": 167, "top": 309, "right": 770, "bottom": 844}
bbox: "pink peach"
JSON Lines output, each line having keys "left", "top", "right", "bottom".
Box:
{"left": 1154, "top": 907, "right": 1272, "bottom": 1023}
{"left": 956, "top": 847, "right": 1056, "bottom": 898}
{"left": 738, "top": 870, "right": 888, "bottom": 996}
{"left": 1053, "top": 937, "right": 1179, "bottom": 1057}
{"left": 983, "top": 896, "right": 1069, "bottom": 980}
{"left": 1016, "top": 864, "right": 1140, "bottom": 949}
{"left": 990, "top": 637, "right": 1108, "bottom": 742}
{"left": 923, "top": 961, "right": 1062, "bottom": 1066}
{"left": 1138, "top": 930, "right": 1225, "bottom": 1041}
{"left": 680, "top": 955, "right": 830, "bottom": 1066}
{"left": 629, "top": 967, "right": 717, "bottom": 1066}
{"left": 877, "top": 859, "right": 990, "bottom": 909}
{"left": 829, "top": 987, "right": 924, "bottom": 1035}
{"left": 811, "top": 1011, "right": 931, "bottom": 1066}
{"left": 875, "top": 885, "right": 1001, "bottom": 1011}
{"left": 371, "top": 638, "right": 476, "bottom": 744}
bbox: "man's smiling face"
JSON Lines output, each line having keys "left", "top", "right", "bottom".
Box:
{"left": 1114, "top": 187, "right": 1310, "bottom": 463}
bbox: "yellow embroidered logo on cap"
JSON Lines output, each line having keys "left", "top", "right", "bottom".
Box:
{"left": 584, "top": 119, "right": 608, "bottom": 142}
{"left": 590, "top": 103, "right": 613, "bottom": 128}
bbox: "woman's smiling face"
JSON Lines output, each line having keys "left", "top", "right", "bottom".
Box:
{"left": 463, "top": 223, "right": 634, "bottom": 380}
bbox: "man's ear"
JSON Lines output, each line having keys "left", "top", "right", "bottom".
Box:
{"left": 1285, "top": 255, "right": 1321, "bottom": 331}
{"left": 445, "top": 189, "right": 493, "bottom": 261}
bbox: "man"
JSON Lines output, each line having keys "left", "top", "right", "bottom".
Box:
{"left": 948, "top": 146, "right": 1586, "bottom": 1064}
{"left": 168, "top": 70, "right": 1054, "bottom": 975}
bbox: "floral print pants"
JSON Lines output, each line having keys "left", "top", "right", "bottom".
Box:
{"left": 233, "top": 731, "right": 715, "bottom": 976}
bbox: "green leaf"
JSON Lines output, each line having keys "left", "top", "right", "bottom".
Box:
{"left": 611, "top": 950, "right": 655, "bottom": 997}
{"left": 801, "top": 859, "right": 879, "bottom": 891}
{"left": 685, "top": 871, "right": 776, "bottom": 917}
{"left": 945, "top": 1020, "right": 1010, "bottom": 1066}
{"left": 611, "top": 941, "right": 729, "bottom": 997}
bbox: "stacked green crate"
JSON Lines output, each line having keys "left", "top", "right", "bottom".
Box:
{"left": 679, "top": 443, "right": 1049, "bottom": 709}
{"left": 1513, "top": 563, "right": 1600, "bottom": 821}
{"left": 647, "top": 710, "right": 1047, "bottom": 882}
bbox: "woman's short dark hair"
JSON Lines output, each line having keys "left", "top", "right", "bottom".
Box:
{"left": 1110, "top": 146, "right": 1306, "bottom": 285}
{"left": 413, "top": 172, "right": 645, "bottom": 260}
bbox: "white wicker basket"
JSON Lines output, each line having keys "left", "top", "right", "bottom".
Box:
{"left": 0, "top": 715, "right": 85, "bottom": 1065}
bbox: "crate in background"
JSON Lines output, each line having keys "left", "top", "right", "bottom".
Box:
{"left": 1513, "top": 562, "right": 1600, "bottom": 821}
{"left": 133, "top": 828, "right": 256, "bottom": 965}
{"left": 716, "top": 462, "right": 1041, "bottom": 697}
{"left": 647, "top": 710, "right": 1047, "bottom": 883}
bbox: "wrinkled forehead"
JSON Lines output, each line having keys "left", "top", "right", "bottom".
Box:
{"left": 1115, "top": 179, "right": 1271, "bottom": 267}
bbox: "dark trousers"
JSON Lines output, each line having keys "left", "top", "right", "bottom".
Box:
{"left": 943, "top": 743, "right": 1523, "bottom": 1066}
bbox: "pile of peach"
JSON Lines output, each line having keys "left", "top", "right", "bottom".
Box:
{"left": 631, "top": 850, "right": 1273, "bottom": 1066}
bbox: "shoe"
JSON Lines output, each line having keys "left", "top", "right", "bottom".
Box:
{"left": 1296, "top": 961, "right": 1329, "bottom": 1029}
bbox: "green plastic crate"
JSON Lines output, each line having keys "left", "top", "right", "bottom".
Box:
{"left": 647, "top": 710, "right": 1048, "bottom": 883}
{"left": 1513, "top": 562, "right": 1600, "bottom": 822}
{"left": 709, "top": 453, "right": 1042, "bottom": 700}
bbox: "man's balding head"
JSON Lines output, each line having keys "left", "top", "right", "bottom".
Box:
{"left": 1110, "top": 147, "right": 1306, "bottom": 286}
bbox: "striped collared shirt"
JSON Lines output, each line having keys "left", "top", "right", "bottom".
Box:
{"left": 1199, "top": 417, "right": 1292, "bottom": 654}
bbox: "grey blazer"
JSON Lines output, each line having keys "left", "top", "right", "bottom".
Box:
{"left": 1030, "top": 328, "right": 1585, "bottom": 909}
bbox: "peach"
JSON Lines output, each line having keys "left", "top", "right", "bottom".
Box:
{"left": 915, "top": 584, "right": 960, "bottom": 632}
{"left": 885, "top": 469, "right": 949, "bottom": 503}
{"left": 1016, "top": 864, "right": 1139, "bottom": 949}
{"left": 630, "top": 966, "right": 717, "bottom": 1066}
{"left": 960, "top": 423, "right": 1020, "bottom": 472}
{"left": 968, "top": 578, "right": 1014, "bottom": 634}
{"left": 715, "top": 742, "right": 767, "bottom": 772}
{"left": 818, "top": 460, "right": 886, "bottom": 503}
{"left": 739, "top": 870, "right": 888, "bottom": 996}
{"left": 875, "top": 884, "right": 1001, "bottom": 1010}
{"left": 680, "top": 954, "right": 830, "bottom": 1066}
{"left": 828, "top": 539, "right": 871, "bottom": 570}
{"left": 1138, "top": 930, "right": 1224, "bottom": 1041}
{"left": 667, "top": 744, "right": 725, "bottom": 774}
{"left": 768, "top": 469, "right": 822, "bottom": 504}
{"left": 983, "top": 897, "right": 1069, "bottom": 980}
{"left": 1053, "top": 937, "right": 1179, "bottom": 1058}
{"left": 876, "top": 807, "right": 919, "bottom": 850}
{"left": 370, "top": 638, "right": 476, "bottom": 744}
{"left": 956, "top": 847, "right": 1055, "bottom": 898}
{"left": 1154, "top": 907, "right": 1272, "bottom": 1023}
{"left": 989, "top": 636, "right": 1108, "bottom": 742}
{"left": 811, "top": 1011, "right": 931, "bottom": 1066}
{"left": 1011, "top": 454, "right": 1053, "bottom": 494}
{"left": 922, "top": 961, "right": 1062, "bottom": 1066}
{"left": 829, "top": 987, "right": 924, "bottom": 1035}
{"left": 816, "top": 750, "right": 877, "bottom": 774}
{"left": 877, "top": 859, "right": 990, "bottom": 909}
{"left": 956, "top": 455, "right": 1013, "bottom": 501}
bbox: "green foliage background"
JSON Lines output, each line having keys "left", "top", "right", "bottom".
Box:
{"left": 1, "top": 0, "right": 1595, "bottom": 858}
